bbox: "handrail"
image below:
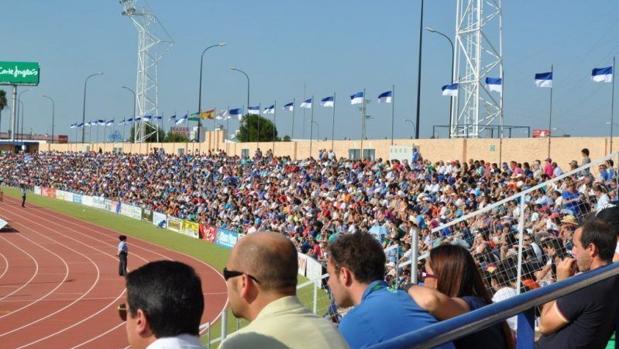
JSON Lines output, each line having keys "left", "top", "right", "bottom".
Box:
{"left": 367, "top": 262, "right": 619, "bottom": 349}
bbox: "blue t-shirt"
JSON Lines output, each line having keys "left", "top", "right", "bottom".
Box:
{"left": 339, "top": 281, "right": 455, "bottom": 349}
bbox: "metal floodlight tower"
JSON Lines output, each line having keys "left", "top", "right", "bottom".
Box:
{"left": 119, "top": 0, "right": 173, "bottom": 142}
{"left": 451, "top": 0, "right": 503, "bottom": 138}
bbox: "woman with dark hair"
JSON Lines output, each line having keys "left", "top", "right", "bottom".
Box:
{"left": 408, "top": 244, "right": 514, "bottom": 349}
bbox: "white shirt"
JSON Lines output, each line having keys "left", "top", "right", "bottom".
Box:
{"left": 147, "top": 334, "right": 205, "bottom": 349}
{"left": 492, "top": 287, "right": 518, "bottom": 332}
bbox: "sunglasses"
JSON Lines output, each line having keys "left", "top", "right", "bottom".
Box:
{"left": 118, "top": 303, "right": 127, "bottom": 321}
{"left": 223, "top": 267, "right": 261, "bottom": 284}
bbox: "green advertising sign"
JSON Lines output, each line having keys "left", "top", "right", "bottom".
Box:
{"left": 0, "top": 61, "right": 40, "bottom": 85}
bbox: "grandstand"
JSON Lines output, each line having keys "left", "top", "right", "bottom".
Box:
{"left": 1, "top": 147, "right": 617, "bottom": 347}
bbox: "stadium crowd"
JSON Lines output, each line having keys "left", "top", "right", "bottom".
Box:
{"left": 0, "top": 149, "right": 617, "bottom": 285}
{"left": 1, "top": 148, "right": 617, "bottom": 348}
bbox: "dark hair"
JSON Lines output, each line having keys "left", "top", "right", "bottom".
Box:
{"left": 596, "top": 206, "right": 619, "bottom": 236}
{"left": 581, "top": 148, "right": 589, "bottom": 156}
{"left": 430, "top": 245, "right": 514, "bottom": 349}
{"left": 490, "top": 259, "right": 517, "bottom": 288}
{"left": 429, "top": 244, "right": 490, "bottom": 300}
{"left": 126, "top": 260, "right": 204, "bottom": 337}
{"left": 119, "top": 235, "right": 127, "bottom": 241}
{"left": 580, "top": 217, "right": 616, "bottom": 262}
{"left": 328, "top": 232, "right": 385, "bottom": 283}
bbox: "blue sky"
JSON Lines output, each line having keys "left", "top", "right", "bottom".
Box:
{"left": 2, "top": 0, "right": 618, "bottom": 140}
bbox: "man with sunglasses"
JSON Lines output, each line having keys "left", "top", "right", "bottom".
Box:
{"left": 119, "top": 260, "right": 206, "bottom": 349}
{"left": 219, "top": 232, "right": 348, "bottom": 349}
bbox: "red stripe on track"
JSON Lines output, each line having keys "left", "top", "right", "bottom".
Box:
{"left": 0, "top": 196, "right": 228, "bottom": 349}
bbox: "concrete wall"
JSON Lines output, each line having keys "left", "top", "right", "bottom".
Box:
{"left": 44, "top": 132, "right": 619, "bottom": 171}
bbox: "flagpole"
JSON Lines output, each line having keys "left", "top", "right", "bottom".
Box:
{"left": 226, "top": 106, "right": 229, "bottom": 142}
{"left": 309, "top": 96, "right": 314, "bottom": 158}
{"left": 391, "top": 84, "right": 395, "bottom": 145}
{"left": 331, "top": 92, "right": 336, "bottom": 151}
{"left": 303, "top": 83, "right": 306, "bottom": 139}
{"left": 273, "top": 101, "right": 277, "bottom": 154}
{"left": 547, "top": 64, "right": 553, "bottom": 159}
{"left": 361, "top": 88, "right": 366, "bottom": 159}
{"left": 611, "top": 57, "right": 616, "bottom": 154}
{"left": 291, "top": 98, "right": 296, "bottom": 140}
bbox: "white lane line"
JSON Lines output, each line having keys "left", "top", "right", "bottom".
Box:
{"left": 7, "top": 196, "right": 229, "bottom": 345}
{"left": 0, "top": 232, "right": 69, "bottom": 321}
{"left": 0, "top": 218, "right": 101, "bottom": 340}
{"left": 0, "top": 252, "right": 9, "bottom": 280}
{"left": 0, "top": 236, "right": 39, "bottom": 303}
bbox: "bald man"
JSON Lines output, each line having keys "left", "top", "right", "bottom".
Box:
{"left": 219, "top": 232, "right": 349, "bottom": 349}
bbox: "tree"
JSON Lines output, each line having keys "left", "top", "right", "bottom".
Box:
{"left": 128, "top": 122, "right": 165, "bottom": 142}
{"left": 237, "top": 114, "right": 278, "bottom": 142}
{"left": 165, "top": 131, "right": 189, "bottom": 142}
{"left": 0, "top": 90, "right": 7, "bottom": 136}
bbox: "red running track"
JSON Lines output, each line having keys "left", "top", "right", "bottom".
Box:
{"left": 0, "top": 196, "right": 228, "bottom": 348}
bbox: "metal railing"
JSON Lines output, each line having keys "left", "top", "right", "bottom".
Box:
{"left": 367, "top": 262, "right": 619, "bottom": 349}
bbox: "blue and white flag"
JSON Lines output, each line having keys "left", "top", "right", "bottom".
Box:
{"left": 84, "top": 122, "right": 90, "bottom": 127}
{"left": 377, "top": 91, "right": 393, "bottom": 103}
{"left": 300, "top": 98, "right": 312, "bottom": 109}
{"left": 134, "top": 116, "right": 142, "bottom": 122}
{"left": 127, "top": 117, "right": 134, "bottom": 122}
{"left": 168, "top": 114, "right": 176, "bottom": 121}
{"left": 175, "top": 114, "right": 188, "bottom": 125}
{"left": 320, "top": 96, "right": 334, "bottom": 108}
{"left": 142, "top": 115, "right": 152, "bottom": 122}
{"left": 70, "top": 123, "right": 77, "bottom": 129}
{"left": 76, "top": 122, "right": 84, "bottom": 128}
{"left": 229, "top": 108, "right": 243, "bottom": 120}
{"left": 535, "top": 72, "right": 553, "bottom": 88}
{"left": 97, "top": 119, "right": 106, "bottom": 126}
{"left": 263, "top": 105, "right": 275, "bottom": 114}
{"left": 592, "top": 66, "right": 613, "bottom": 83}
{"left": 441, "top": 83, "right": 459, "bottom": 97}
{"left": 283, "top": 102, "right": 294, "bottom": 111}
{"left": 350, "top": 91, "right": 364, "bottom": 105}
{"left": 153, "top": 115, "right": 162, "bottom": 121}
{"left": 248, "top": 105, "right": 261, "bottom": 114}
{"left": 485, "top": 77, "right": 502, "bottom": 94}
{"left": 106, "top": 120, "right": 115, "bottom": 127}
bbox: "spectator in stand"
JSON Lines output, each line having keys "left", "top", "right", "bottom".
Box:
{"left": 536, "top": 218, "right": 619, "bottom": 349}
{"left": 490, "top": 260, "right": 518, "bottom": 334}
{"left": 327, "top": 232, "right": 454, "bottom": 349}
{"left": 219, "top": 232, "right": 348, "bottom": 349}
{"left": 595, "top": 206, "right": 619, "bottom": 262}
{"left": 121, "top": 260, "right": 206, "bottom": 349}
{"left": 544, "top": 158, "right": 554, "bottom": 178}
{"left": 408, "top": 244, "right": 514, "bottom": 349}
{"left": 580, "top": 148, "right": 591, "bottom": 171}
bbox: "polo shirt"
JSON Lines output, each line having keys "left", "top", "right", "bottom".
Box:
{"left": 339, "top": 281, "right": 454, "bottom": 349}
{"left": 219, "top": 296, "right": 348, "bottom": 349}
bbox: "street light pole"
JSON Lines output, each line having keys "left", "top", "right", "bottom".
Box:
{"left": 42, "top": 95, "right": 55, "bottom": 144}
{"left": 405, "top": 119, "right": 416, "bottom": 138}
{"left": 414, "top": 0, "right": 425, "bottom": 139}
{"left": 17, "top": 89, "right": 30, "bottom": 142}
{"left": 197, "top": 42, "right": 226, "bottom": 143}
{"left": 82, "top": 72, "right": 103, "bottom": 143}
{"left": 230, "top": 67, "right": 250, "bottom": 110}
{"left": 426, "top": 26, "right": 455, "bottom": 138}
{"left": 122, "top": 86, "right": 136, "bottom": 142}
